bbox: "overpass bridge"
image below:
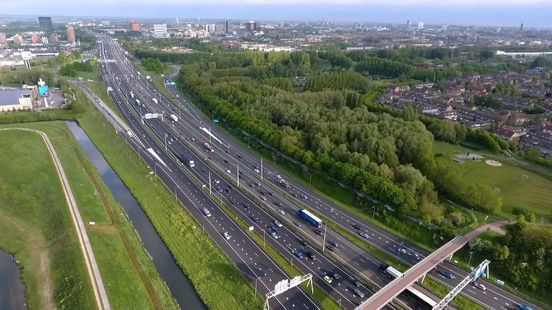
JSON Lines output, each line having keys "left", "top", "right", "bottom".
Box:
{"left": 355, "top": 221, "right": 509, "bottom": 310}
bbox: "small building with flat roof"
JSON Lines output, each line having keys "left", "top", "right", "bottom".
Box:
{"left": 0, "top": 88, "right": 36, "bottom": 112}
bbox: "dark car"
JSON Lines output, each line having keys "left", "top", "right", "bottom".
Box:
{"left": 306, "top": 252, "right": 316, "bottom": 260}
{"left": 314, "top": 229, "right": 323, "bottom": 236}
{"left": 300, "top": 239, "right": 309, "bottom": 247}
{"left": 329, "top": 240, "right": 338, "bottom": 248}
{"left": 352, "top": 223, "right": 361, "bottom": 230}
{"left": 332, "top": 273, "right": 342, "bottom": 281}
{"left": 441, "top": 271, "right": 455, "bottom": 279}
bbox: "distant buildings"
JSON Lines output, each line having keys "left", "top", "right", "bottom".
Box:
{"left": 31, "top": 34, "right": 40, "bottom": 44}
{"left": 50, "top": 33, "right": 59, "bottom": 43}
{"left": 153, "top": 24, "right": 168, "bottom": 38}
{"left": 38, "top": 17, "right": 54, "bottom": 34}
{"left": 67, "top": 26, "right": 76, "bottom": 43}
{"left": 225, "top": 20, "right": 229, "bottom": 34}
{"left": 0, "top": 88, "right": 36, "bottom": 113}
{"left": 246, "top": 21, "right": 257, "bottom": 32}
{"left": 130, "top": 21, "right": 141, "bottom": 32}
{"left": 0, "top": 33, "right": 7, "bottom": 47}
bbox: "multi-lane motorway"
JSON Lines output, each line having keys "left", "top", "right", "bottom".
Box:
{"left": 97, "top": 34, "right": 541, "bottom": 310}
{"left": 98, "top": 36, "right": 321, "bottom": 310}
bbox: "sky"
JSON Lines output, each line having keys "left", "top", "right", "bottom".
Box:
{"left": 2, "top": 0, "right": 551, "bottom": 28}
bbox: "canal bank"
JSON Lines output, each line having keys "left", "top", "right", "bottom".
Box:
{"left": 0, "top": 251, "right": 25, "bottom": 310}
{"left": 67, "top": 121, "right": 205, "bottom": 310}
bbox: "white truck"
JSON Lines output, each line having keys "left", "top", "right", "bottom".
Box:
{"left": 170, "top": 114, "right": 178, "bottom": 122}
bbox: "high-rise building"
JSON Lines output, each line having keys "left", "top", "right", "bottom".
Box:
{"left": 67, "top": 26, "right": 76, "bottom": 43}
{"left": 519, "top": 23, "right": 524, "bottom": 32}
{"left": 0, "top": 33, "right": 7, "bottom": 46}
{"left": 417, "top": 21, "right": 424, "bottom": 30}
{"left": 38, "top": 17, "right": 54, "bottom": 33}
{"left": 246, "top": 21, "right": 257, "bottom": 32}
{"left": 225, "top": 20, "right": 229, "bottom": 34}
{"left": 153, "top": 24, "right": 168, "bottom": 38}
{"left": 131, "top": 21, "right": 141, "bottom": 32}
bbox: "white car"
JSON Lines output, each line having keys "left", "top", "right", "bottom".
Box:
{"left": 226, "top": 169, "right": 231, "bottom": 174}
{"left": 214, "top": 179, "right": 220, "bottom": 184}
{"left": 473, "top": 282, "right": 486, "bottom": 291}
{"left": 254, "top": 168, "right": 260, "bottom": 174}
{"left": 223, "top": 232, "right": 231, "bottom": 240}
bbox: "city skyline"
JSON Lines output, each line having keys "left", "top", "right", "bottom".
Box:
{"left": 1, "top": 1, "right": 551, "bottom": 28}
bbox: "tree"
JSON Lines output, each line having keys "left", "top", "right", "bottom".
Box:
{"left": 498, "top": 245, "right": 510, "bottom": 261}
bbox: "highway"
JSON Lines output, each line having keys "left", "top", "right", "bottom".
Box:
{"left": 158, "top": 73, "right": 539, "bottom": 308}
{"left": 99, "top": 34, "right": 541, "bottom": 310}
{"left": 96, "top": 36, "right": 319, "bottom": 310}
{"left": 157, "top": 69, "right": 543, "bottom": 310}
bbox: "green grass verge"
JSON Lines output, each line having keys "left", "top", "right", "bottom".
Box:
{"left": 74, "top": 85, "right": 263, "bottom": 309}
{"left": 0, "top": 121, "right": 178, "bottom": 309}
{"left": 0, "top": 129, "right": 96, "bottom": 310}
{"left": 86, "top": 81, "right": 124, "bottom": 118}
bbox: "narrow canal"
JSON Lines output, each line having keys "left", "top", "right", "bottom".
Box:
{"left": 67, "top": 121, "right": 205, "bottom": 310}
{"left": 0, "top": 251, "right": 25, "bottom": 310}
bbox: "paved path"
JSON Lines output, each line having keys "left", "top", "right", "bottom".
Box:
{"left": 357, "top": 221, "right": 510, "bottom": 310}
{"left": 0, "top": 128, "right": 111, "bottom": 310}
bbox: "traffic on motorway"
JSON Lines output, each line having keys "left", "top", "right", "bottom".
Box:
{"left": 97, "top": 35, "right": 320, "bottom": 310}
{"left": 97, "top": 34, "right": 540, "bottom": 310}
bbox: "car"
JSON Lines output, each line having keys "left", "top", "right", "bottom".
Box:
{"left": 292, "top": 249, "right": 304, "bottom": 259}
{"left": 223, "top": 159, "right": 228, "bottom": 163}
{"left": 214, "top": 179, "right": 220, "bottom": 184}
{"left": 223, "top": 232, "right": 231, "bottom": 240}
{"left": 202, "top": 208, "right": 211, "bottom": 217}
{"left": 332, "top": 273, "right": 342, "bottom": 281}
{"left": 274, "top": 201, "right": 281, "bottom": 207}
{"left": 270, "top": 231, "right": 279, "bottom": 239}
{"left": 306, "top": 252, "right": 316, "bottom": 260}
{"left": 353, "top": 288, "right": 365, "bottom": 299}
{"left": 226, "top": 169, "right": 231, "bottom": 174}
{"left": 267, "top": 191, "right": 273, "bottom": 196}
{"left": 278, "top": 210, "right": 285, "bottom": 215}
{"left": 473, "top": 282, "right": 486, "bottom": 291}
{"left": 323, "top": 275, "right": 333, "bottom": 284}
{"left": 242, "top": 203, "right": 249, "bottom": 209}
{"left": 398, "top": 248, "right": 407, "bottom": 254}
{"left": 329, "top": 240, "right": 338, "bottom": 248}
{"left": 260, "top": 196, "right": 267, "bottom": 201}
{"left": 302, "top": 194, "right": 308, "bottom": 200}
{"left": 293, "top": 221, "right": 302, "bottom": 228}
{"left": 326, "top": 246, "right": 335, "bottom": 252}
{"left": 441, "top": 271, "right": 455, "bottom": 279}
{"left": 314, "top": 229, "right": 322, "bottom": 236}
{"left": 517, "top": 305, "right": 534, "bottom": 310}
{"left": 300, "top": 239, "right": 309, "bottom": 247}
{"left": 359, "top": 232, "right": 369, "bottom": 239}
{"left": 249, "top": 216, "right": 258, "bottom": 223}
{"left": 273, "top": 220, "right": 283, "bottom": 228}
{"left": 254, "top": 168, "right": 260, "bottom": 174}
{"left": 352, "top": 224, "right": 361, "bottom": 230}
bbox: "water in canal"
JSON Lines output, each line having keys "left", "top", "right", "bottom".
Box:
{"left": 67, "top": 121, "right": 205, "bottom": 310}
{"left": 0, "top": 251, "right": 25, "bottom": 310}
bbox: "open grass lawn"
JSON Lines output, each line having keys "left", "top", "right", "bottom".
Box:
{"left": 0, "top": 122, "right": 177, "bottom": 309}
{"left": 434, "top": 141, "right": 552, "bottom": 220}
{"left": 0, "top": 129, "right": 95, "bottom": 309}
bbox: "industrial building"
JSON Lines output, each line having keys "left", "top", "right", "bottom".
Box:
{"left": 0, "top": 88, "right": 37, "bottom": 112}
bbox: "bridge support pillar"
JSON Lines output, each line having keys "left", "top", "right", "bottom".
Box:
{"left": 447, "top": 253, "right": 454, "bottom": 261}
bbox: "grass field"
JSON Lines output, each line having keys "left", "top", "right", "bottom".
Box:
{"left": 0, "top": 129, "right": 96, "bottom": 309}
{"left": 434, "top": 141, "right": 552, "bottom": 220}
{"left": 0, "top": 122, "right": 178, "bottom": 309}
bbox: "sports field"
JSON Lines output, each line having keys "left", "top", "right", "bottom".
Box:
{"left": 434, "top": 141, "right": 552, "bottom": 220}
